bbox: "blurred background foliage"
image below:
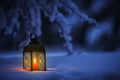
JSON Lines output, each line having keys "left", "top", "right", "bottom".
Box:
{"left": 0, "top": 0, "right": 119, "bottom": 52}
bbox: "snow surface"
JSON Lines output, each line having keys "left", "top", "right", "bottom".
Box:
{"left": 0, "top": 51, "right": 120, "bottom": 80}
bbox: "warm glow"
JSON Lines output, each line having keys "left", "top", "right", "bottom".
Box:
{"left": 33, "top": 58, "right": 36, "bottom": 63}
{"left": 39, "top": 59, "right": 41, "bottom": 64}
{"left": 25, "top": 60, "right": 27, "bottom": 64}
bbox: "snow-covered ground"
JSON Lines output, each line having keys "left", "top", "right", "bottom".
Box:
{"left": 0, "top": 51, "right": 120, "bottom": 80}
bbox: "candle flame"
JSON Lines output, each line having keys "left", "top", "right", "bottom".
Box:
{"left": 33, "top": 58, "right": 36, "bottom": 63}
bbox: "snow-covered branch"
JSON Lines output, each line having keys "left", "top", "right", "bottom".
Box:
{"left": 0, "top": 0, "right": 96, "bottom": 55}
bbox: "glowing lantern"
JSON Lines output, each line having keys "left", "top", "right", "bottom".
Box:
{"left": 23, "top": 32, "right": 46, "bottom": 71}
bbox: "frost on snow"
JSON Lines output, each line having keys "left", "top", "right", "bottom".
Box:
{"left": 0, "top": 0, "right": 96, "bottom": 55}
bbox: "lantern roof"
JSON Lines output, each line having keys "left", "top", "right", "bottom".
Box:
{"left": 23, "top": 43, "right": 45, "bottom": 52}
{"left": 23, "top": 32, "right": 45, "bottom": 52}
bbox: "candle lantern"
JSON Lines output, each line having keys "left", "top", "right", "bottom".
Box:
{"left": 23, "top": 32, "right": 46, "bottom": 71}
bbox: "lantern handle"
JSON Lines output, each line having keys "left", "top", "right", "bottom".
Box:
{"left": 30, "top": 32, "right": 37, "bottom": 40}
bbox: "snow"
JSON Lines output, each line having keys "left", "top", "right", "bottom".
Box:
{"left": 0, "top": 51, "right": 120, "bottom": 80}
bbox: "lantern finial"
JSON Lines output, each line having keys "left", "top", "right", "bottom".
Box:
{"left": 30, "top": 32, "right": 38, "bottom": 44}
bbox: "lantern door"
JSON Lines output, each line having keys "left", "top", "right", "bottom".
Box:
{"left": 23, "top": 52, "right": 31, "bottom": 70}
{"left": 32, "top": 52, "right": 39, "bottom": 70}
{"left": 32, "top": 51, "right": 45, "bottom": 70}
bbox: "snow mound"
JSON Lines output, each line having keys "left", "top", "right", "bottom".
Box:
{"left": 0, "top": 52, "right": 120, "bottom": 80}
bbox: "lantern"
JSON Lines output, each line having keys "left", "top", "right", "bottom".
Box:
{"left": 23, "top": 32, "right": 46, "bottom": 71}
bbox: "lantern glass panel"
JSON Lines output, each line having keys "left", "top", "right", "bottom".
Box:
{"left": 32, "top": 51, "right": 45, "bottom": 70}
{"left": 39, "top": 51, "right": 45, "bottom": 70}
{"left": 23, "top": 52, "right": 31, "bottom": 70}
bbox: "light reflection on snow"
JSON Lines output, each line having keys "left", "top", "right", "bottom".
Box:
{"left": 0, "top": 66, "right": 57, "bottom": 73}
{"left": 13, "top": 67, "right": 57, "bottom": 73}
